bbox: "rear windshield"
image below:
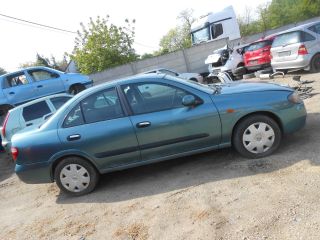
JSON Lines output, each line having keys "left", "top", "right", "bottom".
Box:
{"left": 247, "top": 40, "right": 272, "bottom": 52}
{"left": 272, "top": 31, "right": 301, "bottom": 47}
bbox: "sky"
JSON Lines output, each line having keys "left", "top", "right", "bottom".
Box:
{"left": 0, "top": 0, "right": 268, "bottom": 72}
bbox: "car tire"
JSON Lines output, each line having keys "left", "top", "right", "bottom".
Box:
{"left": 310, "top": 54, "right": 320, "bottom": 73}
{"left": 232, "top": 115, "right": 282, "bottom": 159}
{"left": 69, "top": 84, "right": 85, "bottom": 95}
{"left": 54, "top": 157, "right": 99, "bottom": 196}
{"left": 242, "top": 73, "right": 255, "bottom": 79}
{"left": 232, "top": 66, "right": 247, "bottom": 77}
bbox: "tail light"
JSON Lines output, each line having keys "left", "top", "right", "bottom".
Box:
{"left": 298, "top": 45, "right": 308, "bottom": 55}
{"left": 2, "top": 112, "right": 10, "bottom": 138}
{"left": 11, "top": 147, "right": 18, "bottom": 161}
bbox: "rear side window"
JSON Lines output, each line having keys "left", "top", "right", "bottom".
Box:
{"left": 247, "top": 40, "right": 272, "bottom": 51}
{"left": 22, "top": 101, "right": 51, "bottom": 122}
{"left": 308, "top": 23, "right": 320, "bottom": 34}
{"left": 5, "top": 73, "right": 28, "bottom": 88}
{"left": 272, "top": 31, "right": 301, "bottom": 47}
{"left": 63, "top": 104, "right": 84, "bottom": 128}
{"left": 50, "top": 96, "right": 72, "bottom": 110}
{"left": 301, "top": 31, "right": 316, "bottom": 42}
{"left": 80, "top": 88, "right": 123, "bottom": 124}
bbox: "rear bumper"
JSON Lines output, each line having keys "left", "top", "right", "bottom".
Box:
{"left": 271, "top": 55, "right": 312, "bottom": 71}
{"left": 246, "top": 63, "right": 271, "bottom": 71}
{"left": 15, "top": 161, "right": 53, "bottom": 184}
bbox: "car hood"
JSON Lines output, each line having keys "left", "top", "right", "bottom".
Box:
{"left": 215, "top": 81, "right": 292, "bottom": 95}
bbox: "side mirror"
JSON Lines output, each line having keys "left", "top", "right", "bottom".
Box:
{"left": 182, "top": 95, "right": 196, "bottom": 107}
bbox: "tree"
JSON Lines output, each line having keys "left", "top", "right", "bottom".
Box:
{"left": 19, "top": 54, "right": 68, "bottom": 71}
{"left": 70, "top": 16, "right": 137, "bottom": 74}
{"left": 0, "top": 67, "right": 6, "bottom": 75}
{"left": 159, "top": 9, "right": 195, "bottom": 54}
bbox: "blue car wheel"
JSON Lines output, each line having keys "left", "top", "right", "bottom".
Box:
{"left": 54, "top": 157, "right": 99, "bottom": 196}
{"left": 233, "top": 115, "right": 282, "bottom": 158}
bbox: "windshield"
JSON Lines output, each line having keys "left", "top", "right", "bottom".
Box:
{"left": 192, "top": 27, "right": 210, "bottom": 44}
{"left": 272, "top": 31, "right": 301, "bottom": 47}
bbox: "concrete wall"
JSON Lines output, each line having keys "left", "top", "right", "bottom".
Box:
{"left": 91, "top": 38, "right": 229, "bottom": 85}
{"left": 90, "top": 16, "right": 320, "bottom": 85}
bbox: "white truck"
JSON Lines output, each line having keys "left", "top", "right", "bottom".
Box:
{"left": 190, "top": 6, "right": 241, "bottom": 45}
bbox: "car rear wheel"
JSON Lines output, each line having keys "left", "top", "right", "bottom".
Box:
{"left": 233, "top": 115, "right": 281, "bottom": 158}
{"left": 54, "top": 157, "right": 99, "bottom": 196}
{"left": 69, "top": 84, "right": 85, "bottom": 95}
{"left": 310, "top": 54, "right": 320, "bottom": 73}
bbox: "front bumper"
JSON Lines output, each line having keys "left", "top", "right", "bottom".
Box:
{"left": 15, "top": 161, "right": 53, "bottom": 184}
{"left": 280, "top": 102, "right": 307, "bottom": 134}
{"left": 2, "top": 139, "right": 11, "bottom": 153}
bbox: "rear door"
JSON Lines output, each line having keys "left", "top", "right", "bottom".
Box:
{"left": 57, "top": 87, "right": 140, "bottom": 170}
{"left": 20, "top": 100, "right": 53, "bottom": 128}
{"left": 121, "top": 81, "right": 221, "bottom": 162}
{"left": 2, "top": 71, "right": 35, "bottom": 105}
{"left": 27, "top": 68, "right": 65, "bottom": 97}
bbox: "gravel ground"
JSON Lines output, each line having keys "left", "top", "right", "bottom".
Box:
{"left": 0, "top": 72, "right": 319, "bottom": 240}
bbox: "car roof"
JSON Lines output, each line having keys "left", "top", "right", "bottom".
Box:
{"left": 0, "top": 66, "right": 63, "bottom": 78}
{"left": 274, "top": 20, "right": 320, "bottom": 36}
{"left": 8, "top": 93, "right": 73, "bottom": 113}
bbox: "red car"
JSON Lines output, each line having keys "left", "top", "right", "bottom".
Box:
{"left": 244, "top": 36, "right": 275, "bottom": 71}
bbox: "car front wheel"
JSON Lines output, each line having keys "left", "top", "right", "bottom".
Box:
{"left": 233, "top": 115, "right": 281, "bottom": 158}
{"left": 54, "top": 157, "right": 99, "bottom": 196}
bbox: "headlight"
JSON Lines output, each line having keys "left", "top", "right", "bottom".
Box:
{"left": 288, "top": 92, "right": 303, "bottom": 104}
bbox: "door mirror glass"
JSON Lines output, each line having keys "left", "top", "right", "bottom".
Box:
{"left": 182, "top": 95, "right": 196, "bottom": 107}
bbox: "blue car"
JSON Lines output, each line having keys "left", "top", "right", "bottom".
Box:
{"left": 0, "top": 66, "right": 93, "bottom": 117}
{"left": 11, "top": 74, "right": 306, "bottom": 195}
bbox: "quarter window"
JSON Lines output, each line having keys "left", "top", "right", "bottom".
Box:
{"left": 308, "top": 24, "right": 320, "bottom": 34}
{"left": 22, "top": 101, "right": 51, "bottom": 122}
{"left": 50, "top": 96, "right": 72, "bottom": 110}
{"left": 63, "top": 104, "right": 84, "bottom": 128}
{"left": 122, "top": 83, "right": 191, "bottom": 114}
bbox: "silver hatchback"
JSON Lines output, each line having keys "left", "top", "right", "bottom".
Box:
{"left": 271, "top": 21, "right": 320, "bottom": 72}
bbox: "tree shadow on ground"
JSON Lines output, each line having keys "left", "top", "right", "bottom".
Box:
{"left": 56, "top": 112, "right": 320, "bottom": 204}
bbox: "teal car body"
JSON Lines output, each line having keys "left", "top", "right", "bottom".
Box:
{"left": 11, "top": 74, "right": 306, "bottom": 192}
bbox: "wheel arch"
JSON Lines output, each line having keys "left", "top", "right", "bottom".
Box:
{"left": 231, "top": 111, "right": 283, "bottom": 145}
{"left": 50, "top": 153, "right": 100, "bottom": 181}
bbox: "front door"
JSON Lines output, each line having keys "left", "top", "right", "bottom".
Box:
{"left": 27, "top": 69, "right": 65, "bottom": 97}
{"left": 121, "top": 81, "right": 221, "bottom": 161}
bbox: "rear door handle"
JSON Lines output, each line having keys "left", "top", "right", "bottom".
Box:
{"left": 37, "top": 85, "right": 43, "bottom": 88}
{"left": 26, "top": 123, "right": 33, "bottom": 127}
{"left": 9, "top": 92, "right": 15, "bottom": 95}
{"left": 136, "top": 121, "right": 151, "bottom": 128}
{"left": 67, "top": 134, "right": 81, "bottom": 141}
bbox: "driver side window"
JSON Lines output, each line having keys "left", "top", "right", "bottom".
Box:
{"left": 122, "top": 83, "right": 191, "bottom": 115}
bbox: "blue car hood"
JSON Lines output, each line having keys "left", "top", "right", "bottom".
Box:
{"left": 216, "top": 81, "right": 292, "bottom": 95}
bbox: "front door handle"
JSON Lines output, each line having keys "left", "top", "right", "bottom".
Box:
{"left": 37, "top": 85, "right": 43, "bottom": 88}
{"left": 26, "top": 123, "right": 33, "bottom": 127}
{"left": 9, "top": 92, "right": 15, "bottom": 95}
{"left": 67, "top": 134, "right": 81, "bottom": 141}
{"left": 136, "top": 121, "right": 151, "bottom": 128}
